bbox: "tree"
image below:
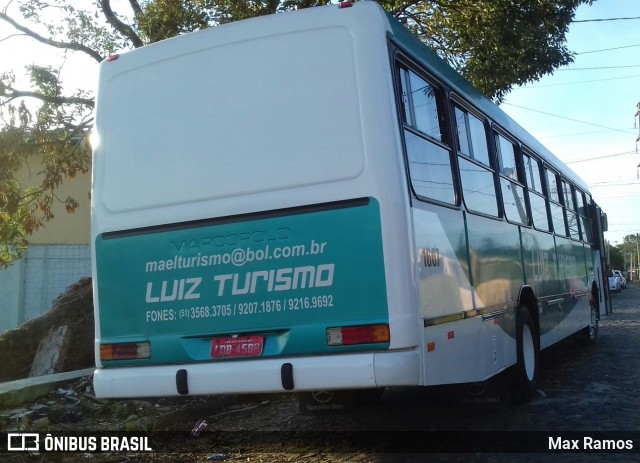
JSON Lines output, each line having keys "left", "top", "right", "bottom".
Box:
{"left": 0, "top": 0, "right": 593, "bottom": 268}
{"left": 619, "top": 234, "right": 640, "bottom": 271}
{"left": 607, "top": 242, "right": 624, "bottom": 270}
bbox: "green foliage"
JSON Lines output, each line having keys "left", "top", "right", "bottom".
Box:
{"left": 608, "top": 243, "right": 624, "bottom": 270}
{"left": 382, "top": 0, "right": 592, "bottom": 102}
{"left": 136, "top": 0, "right": 212, "bottom": 43}
{"left": 617, "top": 234, "right": 640, "bottom": 270}
{"left": 0, "top": 59, "right": 91, "bottom": 268}
{"left": 0, "top": 0, "right": 593, "bottom": 268}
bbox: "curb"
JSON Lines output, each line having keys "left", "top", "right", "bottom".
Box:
{"left": 0, "top": 368, "right": 95, "bottom": 408}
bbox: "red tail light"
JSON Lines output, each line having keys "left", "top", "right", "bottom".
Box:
{"left": 327, "top": 324, "right": 390, "bottom": 346}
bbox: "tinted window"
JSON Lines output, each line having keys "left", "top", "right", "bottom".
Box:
{"left": 459, "top": 157, "right": 498, "bottom": 216}
{"left": 563, "top": 181, "right": 576, "bottom": 211}
{"left": 576, "top": 191, "right": 589, "bottom": 216}
{"left": 455, "top": 107, "right": 490, "bottom": 166}
{"left": 399, "top": 65, "right": 455, "bottom": 205}
{"left": 581, "top": 214, "right": 593, "bottom": 243}
{"left": 550, "top": 202, "right": 567, "bottom": 236}
{"left": 529, "top": 192, "right": 550, "bottom": 231}
{"left": 468, "top": 114, "right": 490, "bottom": 166}
{"left": 567, "top": 211, "right": 580, "bottom": 240}
{"left": 497, "top": 134, "right": 518, "bottom": 181}
{"left": 454, "top": 108, "right": 470, "bottom": 155}
{"left": 399, "top": 70, "right": 412, "bottom": 126}
{"left": 405, "top": 130, "right": 456, "bottom": 205}
{"left": 576, "top": 190, "right": 593, "bottom": 243}
{"left": 547, "top": 169, "right": 561, "bottom": 203}
{"left": 407, "top": 71, "right": 441, "bottom": 141}
{"left": 501, "top": 178, "right": 527, "bottom": 225}
{"left": 523, "top": 154, "right": 543, "bottom": 193}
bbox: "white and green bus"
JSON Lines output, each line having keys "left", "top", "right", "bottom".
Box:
{"left": 91, "top": 1, "right": 608, "bottom": 403}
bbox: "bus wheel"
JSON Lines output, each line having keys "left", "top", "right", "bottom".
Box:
{"left": 512, "top": 306, "right": 539, "bottom": 403}
{"left": 579, "top": 294, "right": 599, "bottom": 345}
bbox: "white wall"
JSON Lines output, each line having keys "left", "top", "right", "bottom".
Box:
{"left": 0, "top": 244, "right": 91, "bottom": 333}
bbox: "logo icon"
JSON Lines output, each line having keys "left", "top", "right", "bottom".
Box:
{"left": 7, "top": 433, "right": 40, "bottom": 451}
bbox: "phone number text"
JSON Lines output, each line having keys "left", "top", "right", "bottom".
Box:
{"left": 145, "top": 295, "right": 334, "bottom": 323}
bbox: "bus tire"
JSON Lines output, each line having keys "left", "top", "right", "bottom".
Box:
{"left": 512, "top": 305, "right": 539, "bottom": 403}
{"left": 579, "top": 293, "right": 599, "bottom": 345}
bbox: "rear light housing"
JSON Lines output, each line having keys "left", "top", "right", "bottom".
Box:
{"left": 100, "top": 342, "right": 150, "bottom": 361}
{"left": 327, "top": 324, "right": 390, "bottom": 346}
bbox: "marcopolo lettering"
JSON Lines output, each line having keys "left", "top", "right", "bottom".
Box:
{"left": 171, "top": 227, "right": 290, "bottom": 252}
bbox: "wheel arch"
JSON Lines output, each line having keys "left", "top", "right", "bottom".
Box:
{"left": 590, "top": 282, "right": 600, "bottom": 319}
{"left": 517, "top": 285, "right": 539, "bottom": 336}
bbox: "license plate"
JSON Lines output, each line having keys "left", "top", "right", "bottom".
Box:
{"left": 210, "top": 335, "right": 264, "bottom": 358}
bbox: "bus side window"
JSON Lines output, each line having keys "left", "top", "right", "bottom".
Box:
{"left": 546, "top": 168, "right": 567, "bottom": 236}
{"left": 523, "top": 152, "right": 550, "bottom": 231}
{"left": 563, "top": 181, "right": 580, "bottom": 240}
{"left": 577, "top": 190, "right": 593, "bottom": 243}
{"left": 399, "top": 66, "right": 456, "bottom": 205}
{"left": 496, "top": 133, "right": 528, "bottom": 225}
{"left": 454, "top": 105, "right": 498, "bottom": 217}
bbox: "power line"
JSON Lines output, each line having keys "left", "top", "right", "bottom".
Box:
{"left": 501, "top": 103, "right": 636, "bottom": 135}
{"left": 576, "top": 43, "right": 640, "bottom": 55}
{"left": 573, "top": 16, "right": 640, "bottom": 23}
{"left": 566, "top": 151, "right": 636, "bottom": 164}
{"left": 593, "top": 191, "right": 640, "bottom": 198}
{"left": 590, "top": 181, "right": 640, "bottom": 187}
{"left": 545, "top": 129, "right": 612, "bottom": 139}
{"left": 558, "top": 64, "right": 640, "bottom": 71}
{"left": 519, "top": 74, "right": 640, "bottom": 89}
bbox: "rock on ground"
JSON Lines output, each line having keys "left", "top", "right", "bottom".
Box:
{"left": 0, "top": 278, "right": 94, "bottom": 381}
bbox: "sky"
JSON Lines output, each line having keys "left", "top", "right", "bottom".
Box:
{"left": 0, "top": 0, "right": 639, "bottom": 248}
{"left": 501, "top": 0, "right": 640, "bottom": 248}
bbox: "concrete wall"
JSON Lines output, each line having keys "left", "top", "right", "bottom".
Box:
{"left": 0, "top": 245, "right": 91, "bottom": 333}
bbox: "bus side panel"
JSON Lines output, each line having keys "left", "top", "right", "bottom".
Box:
{"left": 412, "top": 203, "right": 473, "bottom": 320}
{"left": 522, "top": 230, "right": 591, "bottom": 349}
{"left": 412, "top": 203, "right": 506, "bottom": 384}
{"left": 555, "top": 236, "right": 591, "bottom": 340}
{"left": 521, "top": 229, "right": 561, "bottom": 347}
{"left": 423, "top": 316, "right": 505, "bottom": 385}
{"left": 465, "top": 214, "right": 524, "bottom": 310}
{"left": 94, "top": 199, "right": 389, "bottom": 367}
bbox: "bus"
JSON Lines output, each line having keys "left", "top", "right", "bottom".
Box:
{"left": 91, "top": 1, "right": 609, "bottom": 405}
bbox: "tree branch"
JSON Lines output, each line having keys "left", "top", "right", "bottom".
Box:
{"left": 0, "top": 12, "right": 104, "bottom": 62}
{"left": 1, "top": 88, "right": 94, "bottom": 108}
{"left": 100, "top": 0, "right": 144, "bottom": 48}
{"left": 128, "top": 0, "right": 143, "bottom": 17}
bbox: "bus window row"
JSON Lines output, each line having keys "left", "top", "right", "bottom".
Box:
{"left": 397, "top": 62, "right": 594, "bottom": 244}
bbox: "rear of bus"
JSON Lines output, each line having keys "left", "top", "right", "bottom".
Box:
{"left": 91, "top": 2, "right": 421, "bottom": 399}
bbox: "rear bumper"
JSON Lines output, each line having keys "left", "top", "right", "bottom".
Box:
{"left": 93, "top": 350, "right": 421, "bottom": 399}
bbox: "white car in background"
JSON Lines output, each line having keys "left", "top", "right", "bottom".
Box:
{"left": 613, "top": 270, "right": 627, "bottom": 290}
{"left": 608, "top": 269, "right": 621, "bottom": 293}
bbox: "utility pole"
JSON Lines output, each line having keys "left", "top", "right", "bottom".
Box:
{"left": 637, "top": 233, "right": 640, "bottom": 281}
{"left": 637, "top": 102, "right": 640, "bottom": 178}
